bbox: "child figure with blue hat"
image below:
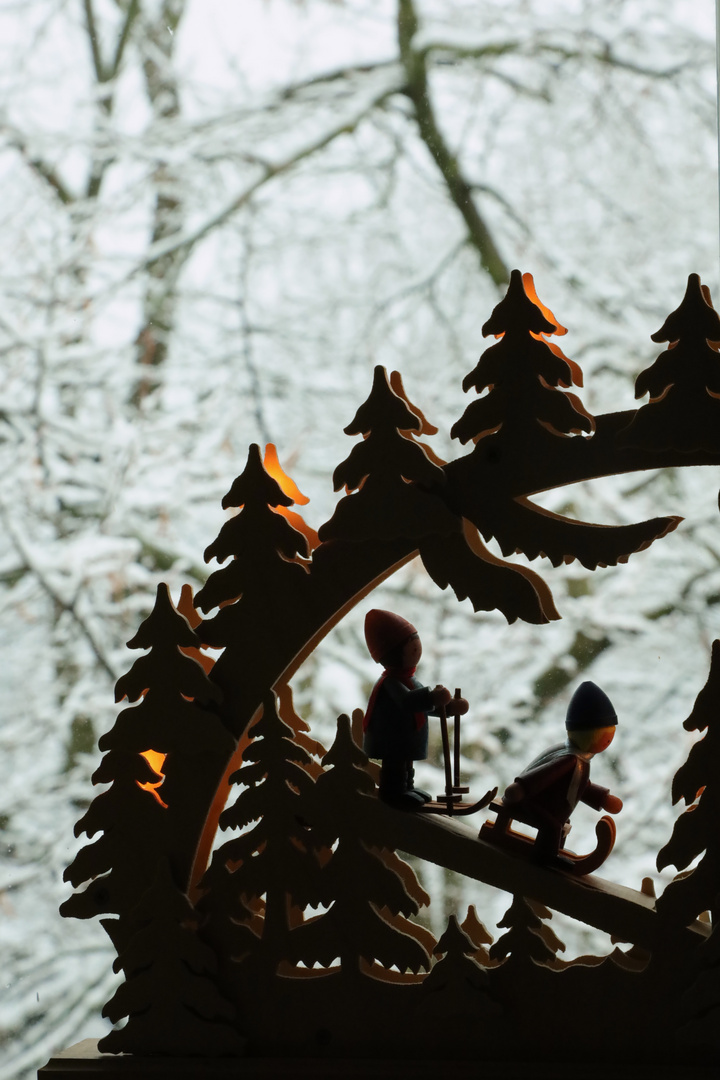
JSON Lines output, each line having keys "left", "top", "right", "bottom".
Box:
{"left": 501, "top": 681, "right": 623, "bottom": 861}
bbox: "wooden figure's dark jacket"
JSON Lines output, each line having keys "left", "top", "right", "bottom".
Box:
{"left": 363, "top": 670, "right": 439, "bottom": 761}
{"left": 508, "top": 742, "right": 610, "bottom": 831}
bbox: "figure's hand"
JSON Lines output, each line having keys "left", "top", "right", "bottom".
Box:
{"left": 602, "top": 793, "right": 623, "bottom": 814}
{"left": 445, "top": 696, "right": 469, "bottom": 716}
{"left": 430, "top": 685, "right": 452, "bottom": 708}
{"left": 503, "top": 781, "right": 524, "bottom": 804}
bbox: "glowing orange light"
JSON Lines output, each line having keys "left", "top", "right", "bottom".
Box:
{"left": 138, "top": 750, "right": 168, "bottom": 808}
{"left": 262, "top": 444, "right": 319, "bottom": 550}
{"left": 263, "top": 444, "right": 309, "bottom": 505}
{"left": 523, "top": 272, "right": 568, "bottom": 336}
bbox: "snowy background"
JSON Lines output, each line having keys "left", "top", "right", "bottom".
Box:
{"left": 0, "top": 1, "right": 718, "bottom": 1076}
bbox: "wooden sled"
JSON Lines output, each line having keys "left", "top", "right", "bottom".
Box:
{"left": 420, "top": 785, "right": 497, "bottom": 817}
{"left": 479, "top": 800, "right": 617, "bottom": 876}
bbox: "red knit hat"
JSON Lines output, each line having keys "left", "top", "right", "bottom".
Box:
{"left": 364, "top": 609, "right": 417, "bottom": 663}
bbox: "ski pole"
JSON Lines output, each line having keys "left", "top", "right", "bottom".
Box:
{"left": 453, "top": 687, "right": 469, "bottom": 794}
{"left": 438, "top": 701, "right": 455, "bottom": 813}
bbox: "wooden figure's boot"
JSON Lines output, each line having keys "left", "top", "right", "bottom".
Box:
{"left": 379, "top": 761, "right": 424, "bottom": 809}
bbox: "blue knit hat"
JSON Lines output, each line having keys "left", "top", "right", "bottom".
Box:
{"left": 565, "top": 681, "right": 617, "bottom": 731}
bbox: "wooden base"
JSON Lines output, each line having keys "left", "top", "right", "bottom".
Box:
{"left": 38, "top": 1041, "right": 720, "bottom": 1079}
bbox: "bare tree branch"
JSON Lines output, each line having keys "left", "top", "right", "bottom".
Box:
{"left": 397, "top": 0, "right": 510, "bottom": 288}
{"left": 2, "top": 125, "right": 76, "bottom": 205}
{"left": 276, "top": 58, "right": 401, "bottom": 101}
{"left": 0, "top": 509, "right": 118, "bottom": 682}
{"left": 420, "top": 37, "right": 693, "bottom": 81}
{"left": 129, "top": 0, "right": 187, "bottom": 405}
{"left": 111, "top": 0, "right": 141, "bottom": 76}
{"left": 138, "top": 82, "right": 401, "bottom": 272}
{"left": 84, "top": 0, "right": 144, "bottom": 198}
{"left": 82, "top": 0, "right": 106, "bottom": 85}
{"left": 236, "top": 214, "right": 273, "bottom": 447}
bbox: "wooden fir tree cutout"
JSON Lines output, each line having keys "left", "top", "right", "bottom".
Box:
{"left": 445, "top": 270, "right": 680, "bottom": 575}
{"left": 489, "top": 894, "right": 566, "bottom": 969}
{"left": 622, "top": 274, "right": 720, "bottom": 452}
{"left": 99, "top": 858, "right": 244, "bottom": 1057}
{"left": 61, "top": 583, "right": 232, "bottom": 932}
{"left": 415, "top": 914, "right": 502, "bottom": 1044}
{"left": 206, "top": 692, "right": 327, "bottom": 976}
{"left": 657, "top": 638, "right": 720, "bottom": 927}
{"left": 296, "top": 714, "right": 434, "bottom": 980}
{"left": 49, "top": 270, "right": 720, "bottom": 1074}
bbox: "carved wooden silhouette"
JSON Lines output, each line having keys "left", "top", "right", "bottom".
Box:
{"left": 445, "top": 271, "right": 680, "bottom": 575}
{"left": 623, "top": 273, "right": 720, "bottom": 451}
{"left": 489, "top": 895, "right": 565, "bottom": 967}
{"left": 62, "top": 583, "right": 231, "bottom": 932}
{"left": 50, "top": 270, "right": 720, "bottom": 1074}
{"left": 299, "top": 714, "right": 432, "bottom": 976}
{"left": 195, "top": 442, "right": 311, "bottom": 629}
{"left": 422, "top": 915, "right": 493, "bottom": 997}
{"left": 451, "top": 268, "right": 594, "bottom": 446}
{"left": 318, "top": 364, "right": 458, "bottom": 544}
{"left": 656, "top": 639, "right": 720, "bottom": 926}
{"left": 100, "top": 859, "right": 243, "bottom": 1057}
{"left": 675, "top": 912, "right": 720, "bottom": 1053}
{"left": 460, "top": 904, "right": 496, "bottom": 967}
{"left": 210, "top": 693, "right": 325, "bottom": 971}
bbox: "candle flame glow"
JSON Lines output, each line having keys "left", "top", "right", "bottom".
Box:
{"left": 263, "top": 444, "right": 319, "bottom": 549}
{"left": 138, "top": 750, "right": 168, "bottom": 807}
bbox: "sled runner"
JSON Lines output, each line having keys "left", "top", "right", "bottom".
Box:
{"left": 479, "top": 799, "right": 617, "bottom": 876}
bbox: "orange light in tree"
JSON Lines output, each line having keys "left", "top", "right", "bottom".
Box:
{"left": 138, "top": 750, "right": 168, "bottom": 808}
{"left": 522, "top": 272, "right": 568, "bottom": 336}
{"left": 263, "top": 444, "right": 319, "bottom": 550}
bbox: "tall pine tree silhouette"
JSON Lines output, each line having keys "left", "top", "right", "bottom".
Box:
{"left": 318, "top": 365, "right": 458, "bottom": 543}
{"left": 298, "top": 715, "right": 432, "bottom": 977}
{"left": 63, "top": 584, "right": 231, "bottom": 924}
{"left": 452, "top": 269, "right": 594, "bottom": 447}
{"left": 623, "top": 274, "right": 720, "bottom": 451}
{"left": 657, "top": 639, "right": 720, "bottom": 926}
{"left": 196, "top": 683, "right": 326, "bottom": 983}
{"left": 195, "top": 443, "right": 310, "bottom": 631}
{"left": 193, "top": 443, "right": 311, "bottom": 726}
{"left": 209, "top": 693, "right": 324, "bottom": 971}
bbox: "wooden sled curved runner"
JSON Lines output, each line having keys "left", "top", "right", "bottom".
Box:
{"left": 479, "top": 799, "right": 617, "bottom": 876}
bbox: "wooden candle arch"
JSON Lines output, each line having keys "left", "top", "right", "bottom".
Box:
{"left": 48, "top": 270, "right": 720, "bottom": 1075}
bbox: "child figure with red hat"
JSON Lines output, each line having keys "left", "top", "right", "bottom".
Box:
{"left": 501, "top": 680, "right": 623, "bottom": 861}
{"left": 363, "top": 609, "right": 468, "bottom": 809}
